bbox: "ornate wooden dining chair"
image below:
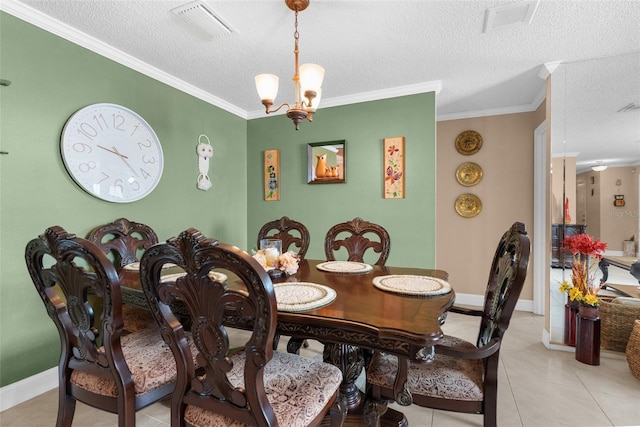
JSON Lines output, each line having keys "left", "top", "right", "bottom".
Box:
{"left": 364, "top": 222, "right": 530, "bottom": 427}
{"left": 140, "top": 228, "right": 346, "bottom": 427}
{"left": 324, "top": 217, "right": 391, "bottom": 266}
{"left": 87, "top": 217, "right": 159, "bottom": 269}
{"left": 257, "top": 216, "right": 311, "bottom": 258}
{"left": 25, "top": 226, "right": 182, "bottom": 427}
{"left": 87, "top": 217, "right": 159, "bottom": 332}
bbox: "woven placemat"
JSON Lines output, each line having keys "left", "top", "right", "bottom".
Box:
{"left": 123, "top": 262, "right": 177, "bottom": 271}
{"left": 160, "top": 271, "right": 228, "bottom": 283}
{"left": 316, "top": 261, "right": 373, "bottom": 274}
{"left": 372, "top": 275, "right": 451, "bottom": 297}
{"left": 274, "top": 282, "right": 337, "bottom": 312}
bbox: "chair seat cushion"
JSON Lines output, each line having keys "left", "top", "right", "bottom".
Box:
{"left": 70, "top": 327, "right": 194, "bottom": 397}
{"left": 184, "top": 351, "right": 343, "bottom": 427}
{"left": 367, "top": 335, "right": 484, "bottom": 401}
{"left": 122, "top": 304, "right": 157, "bottom": 333}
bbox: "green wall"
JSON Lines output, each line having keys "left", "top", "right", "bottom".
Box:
{"left": 246, "top": 93, "right": 437, "bottom": 267}
{"left": 0, "top": 13, "right": 247, "bottom": 386}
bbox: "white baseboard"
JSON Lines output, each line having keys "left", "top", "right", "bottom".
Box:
{"left": 0, "top": 367, "right": 57, "bottom": 412}
{"left": 454, "top": 293, "right": 533, "bottom": 312}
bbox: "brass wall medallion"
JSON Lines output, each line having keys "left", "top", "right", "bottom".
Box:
{"left": 455, "top": 130, "right": 483, "bottom": 155}
{"left": 455, "top": 193, "right": 482, "bottom": 218}
{"left": 456, "top": 162, "right": 483, "bottom": 187}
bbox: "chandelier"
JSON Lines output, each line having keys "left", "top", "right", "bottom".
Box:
{"left": 255, "top": 0, "right": 324, "bottom": 130}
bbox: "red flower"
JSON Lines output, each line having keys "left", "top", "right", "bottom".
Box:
{"left": 561, "top": 234, "right": 607, "bottom": 259}
{"left": 387, "top": 145, "right": 399, "bottom": 156}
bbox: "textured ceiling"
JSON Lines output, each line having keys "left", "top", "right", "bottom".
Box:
{"left": 3, "top": 0, "right": 640, "bottom": 171}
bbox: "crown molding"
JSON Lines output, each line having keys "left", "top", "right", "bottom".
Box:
{"left": 1, "top": 0, "right": 248, "bottom": 119}
{"left": 3, "top": 0, "right": 546, "bottom": 124}
{"left": 246, "top": 80, "right": 443, "bottom": 120}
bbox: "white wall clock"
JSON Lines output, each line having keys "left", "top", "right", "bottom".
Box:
{"left": 60, "top": 103, "right": 164, "bottom": 203}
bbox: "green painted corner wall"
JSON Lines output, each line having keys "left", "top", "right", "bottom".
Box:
{"left": 0, "top": 13, "right": 247, "bottom": 386}
{"left": 246, "top": 93, "right": 437, "bottom": 267}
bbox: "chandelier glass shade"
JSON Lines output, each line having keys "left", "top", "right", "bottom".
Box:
{"left": 255, "top": 0, "right": 324, "bottom": 130}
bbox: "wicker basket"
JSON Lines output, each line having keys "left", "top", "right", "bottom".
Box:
{"left": 600, "top": 299, "right": 640, "bottom": 352}
{"left": 626, "top": 320, "right": 640, "bottom": 381}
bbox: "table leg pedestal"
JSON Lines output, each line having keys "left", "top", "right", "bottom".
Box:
{"left": 321, "top": 343, "right": 408, "bottom": 427}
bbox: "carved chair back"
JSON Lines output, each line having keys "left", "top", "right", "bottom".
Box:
{"left": 25, "top": 226, "right": 175, "bottom": 426}
{"left": 140, "top": 228, "right": 345, "bottom": 427}
{"left": 87, "top": 218, "right": 158, "bottom": 270}
{"left": 324, "top": 217, "right": 391, "bottom": 266}
{"left": 257, "top": 216, "right": 311, "bottom": 258}
{"left": 141, "top": 228, "right": 279, "bottom": 426}
{"left": 477, "top": 221, "right": 531, "bottom": 348}
{"left": 364, "top": 222, "right": 530, "bottom": 427}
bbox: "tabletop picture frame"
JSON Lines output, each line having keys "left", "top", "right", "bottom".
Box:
{"left": 307, "top": 140, "right": 346, "bottom": 184}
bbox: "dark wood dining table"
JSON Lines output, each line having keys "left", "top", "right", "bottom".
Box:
{"left": 120, "top": 259, "right": 454, "bottom": 427}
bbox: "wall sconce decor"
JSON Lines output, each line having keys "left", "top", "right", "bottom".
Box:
{"left": 614, "top": 195, "right": 625, "bottom": 207}
{"left": 255, "top": 0, "right": 324, "bottom": 130}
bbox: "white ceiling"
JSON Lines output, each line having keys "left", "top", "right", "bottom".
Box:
{"left": 3, "top": 0, "right": 640, "bottom": 171}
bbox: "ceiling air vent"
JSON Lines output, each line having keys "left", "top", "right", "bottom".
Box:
{"left": 172, "top": 0, "right": 234, "bottom": 40}
{"left": 483, "top": 1, "right": 540, "bottom": 33}
{"left": 617, "top": 102, "right": 640, "bottom": 113}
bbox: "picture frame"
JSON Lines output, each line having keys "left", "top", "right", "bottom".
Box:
{"left": 384, "top": 136, "right": 405, "bottom": 198}
{"left": 307, "top": 140, "right": 346, "bottom": 184}
{"left": 264, "top": 149, "right": 280, "bottom": 201}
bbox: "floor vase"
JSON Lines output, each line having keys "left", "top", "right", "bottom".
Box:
{"left": 575, "top": 305, "right": 600, "bottom": 365}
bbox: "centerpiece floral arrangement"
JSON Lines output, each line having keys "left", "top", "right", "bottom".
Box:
{"left": 252, "top": 249, "right": 300, "bottom": 276}
{"left": 558, "top": 233, "right": 607, "bottom": 307}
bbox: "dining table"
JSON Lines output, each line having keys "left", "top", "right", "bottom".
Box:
{"left": 120, "top": 258, "right": 454, "bottom": 427}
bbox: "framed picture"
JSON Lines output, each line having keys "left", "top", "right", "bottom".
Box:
{"left": 307, "top": 140, "right": 346, "bottom": 184}
{"left": 264, "top": 149, "right": 280, "bottom": 201}
{"left": 383, "top": 136, "right": 405, "bottom": 198}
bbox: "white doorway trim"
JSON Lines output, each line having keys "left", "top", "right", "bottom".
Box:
{"left": 533, "top": 121, "right": 547, "bottom": 315}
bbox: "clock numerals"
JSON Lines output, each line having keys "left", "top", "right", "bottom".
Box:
{"left": 78, "top": 160, "right": 97, "bottom": 173}
{"left": 62, "top": 104, "right": 163, "bottom": 203}
{"left": 112, "top": 113, "right": 126, "bottom": 131}
{"left": 97, "top": 172, "right": 110, "bottom": 184}
{"left": 139, "top": 168, "right": 152, "bottom": 180}
{"left": 71, "top": 142, "right": 93, "bottom": 154}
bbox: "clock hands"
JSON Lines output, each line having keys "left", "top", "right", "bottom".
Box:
{"left": 97, "top": 145, "right": 138, "bottom": 177}
{"left": 97, "top": 145, "right": 127, "bottom": 158}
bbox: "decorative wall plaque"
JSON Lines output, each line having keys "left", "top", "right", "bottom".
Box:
{"left": 455, "top": 162, "right": 483, "bottom": 187}
{"left": 455, "top": 193, "right": 482, "bottom": 218}
{"left": 455, "top": 130, "right": 483, "bottom": 155}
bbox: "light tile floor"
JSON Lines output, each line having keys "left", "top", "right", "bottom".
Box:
{"left": 2, "top": 311, "right": 639, "bottom": 426}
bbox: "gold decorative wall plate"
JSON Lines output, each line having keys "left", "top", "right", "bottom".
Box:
{"left": 456, "top": 162, "right": 483, "bottom": 186}
{"left": 455, "top": 130, "right": 483, "bottom": 155}
{"left": 455, "top": 193, "right": 482, "bottom": 218}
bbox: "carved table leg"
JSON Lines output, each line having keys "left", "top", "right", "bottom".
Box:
{"left": 323, "top": 342, "right": 365, "bottom": 410}
{"left": 320, "top": 343, "right": 408, "bottom": 427}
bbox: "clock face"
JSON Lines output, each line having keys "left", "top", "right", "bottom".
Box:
{"left": 61, "top": 103, "right": 164, "bottom": 203}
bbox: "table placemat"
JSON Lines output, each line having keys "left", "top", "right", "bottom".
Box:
{"left": 123, "top": 262, "right": 177, "bottom": 271}
{"left": 160, "top": 271, "right": 228, "bottom": 283}
{"left": 274, "top": 282, "right": 337, "bottom": 312}
{"left": 372, "top": 275, "right": 451, "bottom": 297}
{"left": 316, "top": 261, "right": 373, "bottom": 274}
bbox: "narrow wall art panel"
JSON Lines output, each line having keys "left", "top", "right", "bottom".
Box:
{"left": 384, "top": 136, "right": 405, "bottom": 199}
{"left": 264, "top": 149, "right": 280, "bottom": 201}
